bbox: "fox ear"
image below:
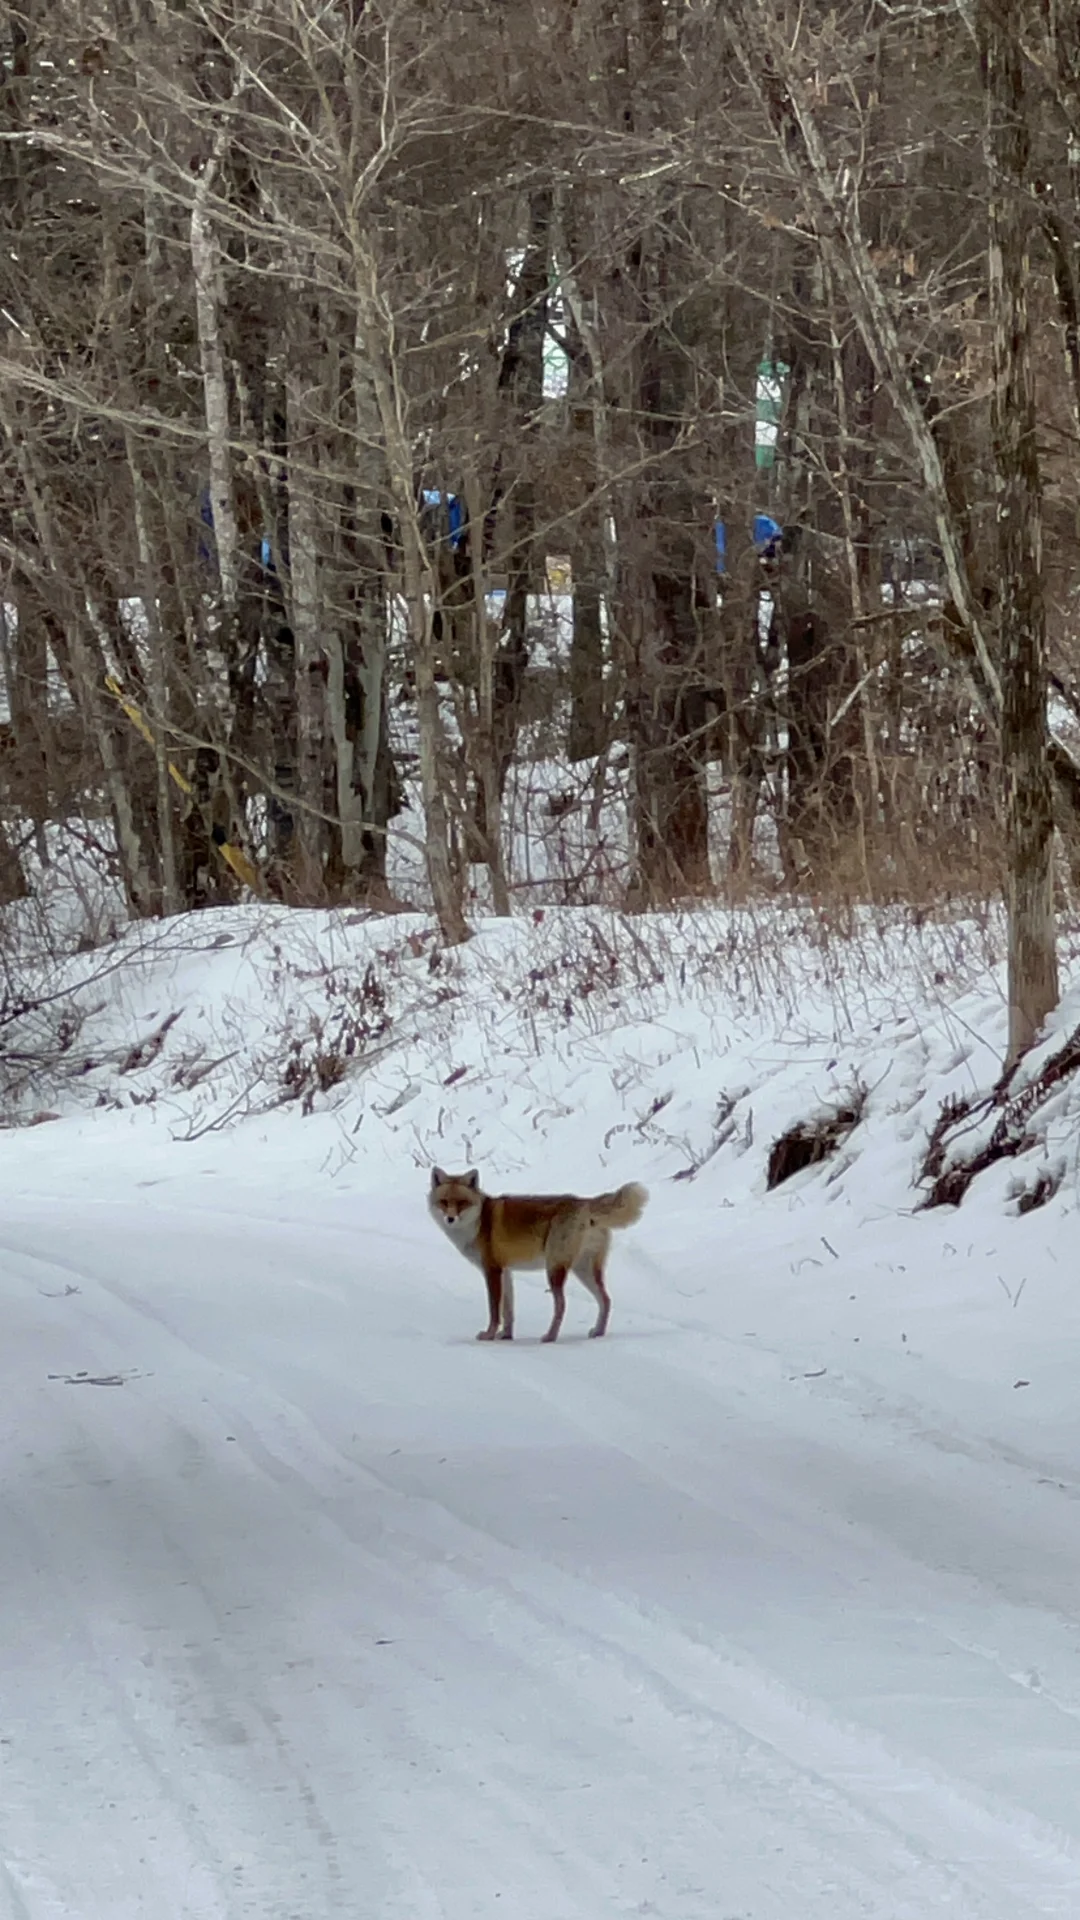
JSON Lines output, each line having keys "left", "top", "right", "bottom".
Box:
{"left": 464, "top": 1168, "right": 480, "bottom": 1189}
{"left": 431, "top": 1166, "right": 447, "bottom": 1188}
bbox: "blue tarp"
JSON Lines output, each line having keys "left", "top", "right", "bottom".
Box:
{"left": 715, "top": 514, "right": 782, "bottom": 572}
{"left": 201, "top": 484, "right": 781, "bottom": 580}
{"left": 421, "top": 490, "right": 466, "bottom": 550}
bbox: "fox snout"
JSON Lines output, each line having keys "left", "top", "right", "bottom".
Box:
{"left": 437, "top": 1199, "right": 470, "bottom": 1223}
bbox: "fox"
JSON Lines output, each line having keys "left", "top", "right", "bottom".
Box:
{"left": 428, "top": 1167, "right": 648, "bottom": 1343}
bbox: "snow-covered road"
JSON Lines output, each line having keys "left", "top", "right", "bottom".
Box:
{"left": 2, "top": 1186, "right": 1080, "bottom": 1919}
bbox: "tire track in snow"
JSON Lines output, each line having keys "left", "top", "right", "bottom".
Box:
{"left": 4, "top": 1207, "right": 1080, "bottom": 1916}
{"left": 62, "top": 1299, "right": 1047, "bottom": 1918}
{"left": 0, "top": 1225, "right": 662, "bottom": 1919}
{"left": 442, "top": 1334, "right": 1080, "bottom": 1912}
{"left": 0, "top": 1243, "right": 417, "bottom": 1917}
{"left": 0, "top": 1230, "right": 947, "bottom": 1916}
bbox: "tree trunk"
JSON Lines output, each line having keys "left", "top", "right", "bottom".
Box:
{"left": 3, "top": 585, "right": 50, "bottom": 862}
{"left": 0, "top": 395, "right": 153, "bottom": 912}
{"left": 190, "top": 134, "right": 240, "bottom": 621}
{"left": 461, "top": 465, "right": 512, "bottom": 916}
{"left": 567, "top": 506, "right": 607, "bottom": 764}
{"left": 347, "top": 238, "right": 469, "bottom": 943}
{"left": 104, "top": 210, "right": 181, "bottom": 911}
{"left": 623, "top": 540, "right": 712, "bottom": 902}
{"left": 490, "top": 189, "right": 552, "bottom": 818}
{"left": 285, "top": 297, "right": 329, "bottom": 900}
{"left": 557, "top": 196, "right": 614, "bottom": 764}
{"left": 979, "top": 0, "right": 1058, "bottom": 1062}
{"left": 715, "top": 311, "right": 768, "bottom": 885}
{"left": 618, "top": 251, "right": 711, "bottom": 904}
{"left": 340, "top": 345, "right": 401, "bottom": 894}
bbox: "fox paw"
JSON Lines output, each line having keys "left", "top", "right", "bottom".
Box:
{"left": 476, "top": 1328, "right": 498, "bottom": 1342}
{"left": 498, "top": 1329, "right": 514, "bottom": 1342}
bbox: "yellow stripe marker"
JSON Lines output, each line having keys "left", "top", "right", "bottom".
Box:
{"left": 105, "top": 676, "right": 261, "bottom": 891}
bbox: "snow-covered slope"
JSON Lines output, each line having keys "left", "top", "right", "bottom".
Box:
{"left": 2, "top": 904, "right": 1080, "bottom": 1916}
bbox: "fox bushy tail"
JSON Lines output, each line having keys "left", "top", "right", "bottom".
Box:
{"left": 590, "top": 1182, "right": 648, "bottom": 1230}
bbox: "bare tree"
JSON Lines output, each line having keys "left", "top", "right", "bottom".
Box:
{"left": 0, "top": 0, "right": 1074, "bottom": 966}
{"left": 979, "top": 0, "right": 1058, "bottom": 1060}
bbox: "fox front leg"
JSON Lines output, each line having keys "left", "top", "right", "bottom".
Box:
{"left": 498, "top": 1269, "right": 514, "bottom": 1341}
{"left": 477, "top": 1264, "right": 505, "bottom": 1342}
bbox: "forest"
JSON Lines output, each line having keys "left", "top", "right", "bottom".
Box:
{"left": 1, "top": 0, "right": 1077, "bottom": 1059}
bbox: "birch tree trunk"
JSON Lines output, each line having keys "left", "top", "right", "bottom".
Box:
{"left": 556, "top": 197, "right": 614, "bottom": 764}
{"left": 102, "top": 205, "right": 182, "bottom": 915}
{"left": 347, "top": 238, "right": 469, "bottom": 943}
{"left": 285, "top": 295, "right": 329, "bottom": 900}
{"left": 190, "top": 135, "right": 240, "bottom": 624}
{"left": 490, "top": 190, "right": 551, "bottom": 822}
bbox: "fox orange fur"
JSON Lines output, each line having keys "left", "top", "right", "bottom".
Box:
{"left": 428, "top": 1167, "right": 648, "bottom": 1343}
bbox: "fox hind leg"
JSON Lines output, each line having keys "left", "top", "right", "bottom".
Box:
{"left": 542, "top": 1207, "right": 593, "bottom": 1343}
{"left": 574, "top": 1237, "right": 612, "bottom": 1339}
{"left": 541, "top": 1265, "right": 568, "bottom": 1343}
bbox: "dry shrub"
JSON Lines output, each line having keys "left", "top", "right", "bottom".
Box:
{"left": 1014, "top": 1166, "right": 1063, "bottom": 1214}
{"left": 919, "top": 1022, "right": 1080, "bottom": 1207}
{"left": 278, "top": 961, "right": 393, "bottom": 1114}
{"left": 766, "top": 1083, "right": 868, "bottom": 1190}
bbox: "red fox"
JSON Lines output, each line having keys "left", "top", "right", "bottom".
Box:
{"left": 428, "top": 1167, "right": 648, "bottom": 1343}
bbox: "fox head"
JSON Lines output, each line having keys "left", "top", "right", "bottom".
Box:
{"left": 428, "top": 1166, "right": 484, "bottom": 1235}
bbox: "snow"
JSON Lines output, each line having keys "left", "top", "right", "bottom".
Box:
{"left": 3, "top": 902, "right": 1080, "bottom": 1916}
